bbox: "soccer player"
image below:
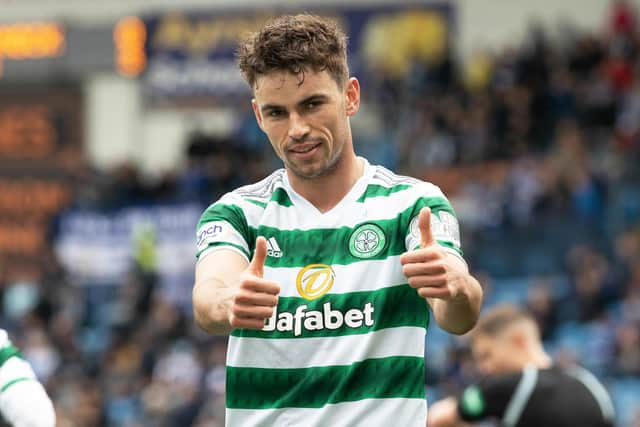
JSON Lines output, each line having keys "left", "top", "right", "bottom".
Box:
{"left": 192, "top": 14, "right": 483, "bottom": 427}
{"left": 0, "top": 329, "right": 56, "bottom": 427}
{"left": 427, "top": 304, "right": 615, "bottom": 427}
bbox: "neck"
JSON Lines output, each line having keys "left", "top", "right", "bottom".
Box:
{"left": 522, "top": 347, "right": 553, "bottom": 370}
{"left": 287, "top": 149, "right": 363, "bottom": 213}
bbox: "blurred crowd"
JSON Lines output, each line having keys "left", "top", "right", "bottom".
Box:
{"left": 0, "top": 1, "right": 639, "bottom": 426}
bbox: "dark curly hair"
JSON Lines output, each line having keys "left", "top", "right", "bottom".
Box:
{"left": 237, "top": 14, "right": 349, "bottom": 90}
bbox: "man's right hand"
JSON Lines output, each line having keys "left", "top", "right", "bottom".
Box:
{"left": 229, "top": 236, "right": 281, "bottom": 330}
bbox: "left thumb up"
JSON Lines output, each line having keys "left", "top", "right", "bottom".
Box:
{"left": 419, "top": 207, "right": 435, "bottom": 248}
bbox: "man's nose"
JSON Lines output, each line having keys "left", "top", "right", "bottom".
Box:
{"left": 288, "top": 113, "right": 310, "bottom": 141}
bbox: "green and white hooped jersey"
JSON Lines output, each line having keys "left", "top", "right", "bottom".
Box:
{"left": 0, "top": 330, "right": 22, "bottom": 367}
{"left": 0, "top": 329, "right": 32, "bottom": 392}
{"left": 196, "top": 158, "right": 462, "bottom": 427}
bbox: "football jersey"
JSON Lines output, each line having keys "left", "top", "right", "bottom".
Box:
{"left": 196, "top": 158, "right": 462, "bottom": 427}
{"left": 0, "top": 329, "right": 56, "bottom": 427}
{"left": 0, "top": 329, "right": 34, "bottom": 394}
{"left": 0, "top": 330, "right": 22, "bottom": 370}
{"left": 457, "top": 366, "right": 615, "bottom": 427}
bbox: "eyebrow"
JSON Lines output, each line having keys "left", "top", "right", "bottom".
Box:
{"left": 298, "top": 94, "right": 329, "bottom": 106}
{"left": 260, "top": 94, "right": 329, "bottom": 114}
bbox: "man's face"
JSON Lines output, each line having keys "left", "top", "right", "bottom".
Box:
{"left": 251, "top": 69, "right": 359, "bottom": 180}
{"left": 471, "top": 333, "right": 523, "bottom": 376}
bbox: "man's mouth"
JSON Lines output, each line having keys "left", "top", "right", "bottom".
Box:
{"left": 289, "top": 142, "right": 321, "bottom": 154}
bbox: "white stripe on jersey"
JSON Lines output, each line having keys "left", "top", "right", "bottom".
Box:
{"left": 262, "top": 256, "right": 408, "bottom": 298}
{"left": 240, "top": 181, "right": 447, "bottom": 232}
{"left": 226, "top": 398, "right": 427, "bottom": 427}
{"left": 228, "top": 326, "right": 425, "bottom": 369}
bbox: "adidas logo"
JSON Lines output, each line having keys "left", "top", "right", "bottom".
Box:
{"left": 266, "top": 237, "right": 283, "bottom": 258}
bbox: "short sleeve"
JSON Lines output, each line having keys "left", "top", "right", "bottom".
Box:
{"left": 405, "top": 183, "right": 463, "bottom": 257}
{"left": 457, "top": 373, "right": 522, "bottom": 422}
{"left": 0, "top": 333, "right": 34, "bottom": 392}
{"left": 196, "top": 193, "right": 251, "bottom": 262}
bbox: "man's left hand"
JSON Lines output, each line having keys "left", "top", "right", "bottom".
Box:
{"left": 400, "top": 207, "right": 465, "bottom": 301}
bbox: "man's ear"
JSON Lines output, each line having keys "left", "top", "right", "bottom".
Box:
{"left": 511, "top": 329, "right": 529, "bottom": 350}
{"left": 345, "top": 77, "right": 360, "bottom": 117}
{"left": 252, "top": 99, "right": 265, "bottom": 132}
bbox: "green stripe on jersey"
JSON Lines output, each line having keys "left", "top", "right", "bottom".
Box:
{"left": 198, "top": 203, "right": 255, "bottom": 245}
{"left": 231, "top": 284, "right": 429, "bottom": 339}
{"left": 202, "top": 241, "right": 251, "bottom": 260}
{"left": 270, "top": 187, "right": 294, "bottom": 206}
{"left": 246, "top": 199, "right": 267, "bottom": 209}
{"left": 356, "top": 184, "right": 411, "bottom": 202}
{"left": 254, "top": 197, "right": 456, "bottom": 267}
{"left": 226, "top": 355, "right": 425, "bottom": 409}
{"left": 0, "top": 345, "right": 23, "bottom": 367}
{"left": 198, "top": 195, "right": 460, "bottom": 263}
{"left": 237, "top": 188, "right": 294, "bottom": 209}
{"left": 1, "top": 377, "right": 31, "bottom": 393}
{"left": 198, "top": 203, "right": 248, "bottom": 231}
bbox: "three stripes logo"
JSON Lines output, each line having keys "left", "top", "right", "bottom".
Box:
{"left": 266, "top": 237, "right": 283, "bottom": 258}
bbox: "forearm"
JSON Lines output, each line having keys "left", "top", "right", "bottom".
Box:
{"left": 192, "top": 278, "right": 235, "bottom": 335}
{"left": 431, "top": 266, "right": 482, "bottom": 335}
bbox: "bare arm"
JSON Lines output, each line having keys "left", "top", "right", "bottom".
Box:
{"left": 401, "top": 208, "right": 483, "bottom": 335}
{"left": 193, "top": 249, "right": 248, "bottom": 335}
{"left": 192, "top": 237, "right": 280, "bottom": 335}
{"left": 426, "top": 253, "right": 482, "bottom": 334}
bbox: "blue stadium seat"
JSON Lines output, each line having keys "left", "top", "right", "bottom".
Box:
{"left": 487, "top": 278, "right": 530, "bottom": 307}
{"left": 425, "top": 323, "right": 457, "bottom": 373}
{"left": 608, "top": 378, "right": 640, "bottom": 427}
{"left": 552, "top": 322, "right": 591, "bottom": 359}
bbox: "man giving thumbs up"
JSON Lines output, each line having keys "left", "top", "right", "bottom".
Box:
{"left": 401, "top": 207, "right": 482, "bottom": 334}
{"left": 192, "top": 13, "right": 483, "bottom": 427}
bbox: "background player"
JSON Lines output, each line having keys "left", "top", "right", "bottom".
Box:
{"left": 427, "top": 304, "right": 615, "bottom": 427}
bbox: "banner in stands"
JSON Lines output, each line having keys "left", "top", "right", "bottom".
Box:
{"left": 143, "top": 3, "right": 453, "bottom": 100}
{"left": 54, "top": 204, "right": 202, "bottom": 303}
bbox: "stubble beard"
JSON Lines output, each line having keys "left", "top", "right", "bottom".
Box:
{"left": 285, "top": 141, "right": 344, "bottom": 181}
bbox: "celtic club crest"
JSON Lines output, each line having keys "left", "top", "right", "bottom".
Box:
{"left": 348, "top": 223, "right": 387, "bottom": 259}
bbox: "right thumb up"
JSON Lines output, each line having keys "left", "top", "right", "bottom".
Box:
{"left": 248, "top": 236, "right": 268, "bottom": 277}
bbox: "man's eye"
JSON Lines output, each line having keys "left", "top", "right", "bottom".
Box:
{"left": 269, "top": 110, "right": 284, "bottom": 117}
{"left": 306, "top": 101, "right": 320, "bottom": 110}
